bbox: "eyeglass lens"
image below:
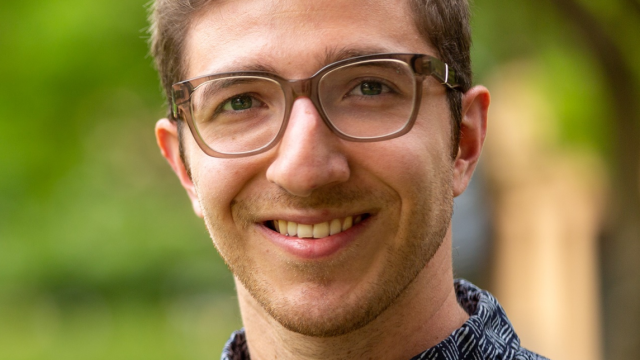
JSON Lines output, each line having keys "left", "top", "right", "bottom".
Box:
{"left": 189, "top": 59, "right": 416, "bottom": 154}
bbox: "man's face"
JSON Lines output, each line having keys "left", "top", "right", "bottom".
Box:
{"left": 174, "top": 0, "right": 463, "bottom": 336}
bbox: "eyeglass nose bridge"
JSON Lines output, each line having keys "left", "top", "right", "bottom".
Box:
{"left": 278, "top": 76, "right": 340, "bottom": 140}
{"left": 288, "top": 77, "right": 314, "bottom": 98}
{"left": 285, "top": 77, "right": 326, "bottom": 117}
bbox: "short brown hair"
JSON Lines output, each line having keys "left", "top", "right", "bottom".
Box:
{"left": 148, "top": 0, "right": 472, "bottom": 158}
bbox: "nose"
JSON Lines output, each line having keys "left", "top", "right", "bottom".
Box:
{"left": 266, "top": 97, "right": 350, "bottom": 197}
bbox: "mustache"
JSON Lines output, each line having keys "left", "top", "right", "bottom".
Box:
{"left": 231, "top": 185, "right": 394, "bottom": 223}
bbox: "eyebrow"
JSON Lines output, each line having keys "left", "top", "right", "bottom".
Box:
{"left": 192, "top": 77, "right": 266, "bottom": 108}
{"left": 321, "top": 45, "right": 394, "bottom": 66}
{"left": 210, "top": 45, "right": 395, "bottom": 78}
{"left": 231, "top": 62, "right": 278, "bottom": 73}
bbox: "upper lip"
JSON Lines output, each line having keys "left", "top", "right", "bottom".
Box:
{"left": 254, "top": 209, "right": 376, "bottom": 225}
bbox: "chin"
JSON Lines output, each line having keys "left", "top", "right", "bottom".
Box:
{"left": 238, "top": 237, "right": 440, "bottom": 338}
{"left": 265, "top": 291, "right": 392, "bottom": 338}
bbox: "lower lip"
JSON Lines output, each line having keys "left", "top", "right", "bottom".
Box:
{"left": 257, "top": 219, "right": 368, "bottom": 260}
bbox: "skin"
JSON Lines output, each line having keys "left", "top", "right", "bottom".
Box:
{"left": 155, "top": 0, "right": 490, "bottom": 359}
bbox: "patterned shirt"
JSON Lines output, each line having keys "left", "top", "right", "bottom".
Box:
{"left": 221, "top": 279, "right": 549, "bottom": 360}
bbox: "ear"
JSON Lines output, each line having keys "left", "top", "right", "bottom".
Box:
{"left": 453, "top": 86, "right": 490, "bottom": 197}
{"left": 155, "top": 119, "right": 204, "bottom": 218}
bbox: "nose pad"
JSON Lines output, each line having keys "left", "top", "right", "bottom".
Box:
{"left": 266, "top": 97, "right": 350, "bottom": 197}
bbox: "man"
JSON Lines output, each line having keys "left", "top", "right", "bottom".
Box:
{"left": 150, "top": 0, "right": 547, "bottom": 359}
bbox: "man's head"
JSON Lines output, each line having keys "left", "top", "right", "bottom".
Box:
{"left": 152, "top": 0, "right": 488, "bottom": 338}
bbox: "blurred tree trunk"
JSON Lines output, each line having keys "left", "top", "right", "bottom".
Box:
{"left": 545, "top": 0, "right": 640, "bottom": 359}
{"left": 484, "top": 61, "right": 605, "bottom": 359}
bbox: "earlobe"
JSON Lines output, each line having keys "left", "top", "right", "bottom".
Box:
{"left": 155, "top": 119, "right": 204, "bottom": 218}
{"left": 452, "top": 86, "right": 490, "bottom": 197}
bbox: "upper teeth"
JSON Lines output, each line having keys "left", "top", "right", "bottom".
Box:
{"left": 274, "top": 215, "right": 363, "bottom": 239}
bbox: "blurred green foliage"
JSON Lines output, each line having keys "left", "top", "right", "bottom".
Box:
{"left": 0, "top": 0, "right": 634, "bottom": 358}
{"left": 0, "top": 1, "right": 240, "bottom": 358}
{"left": 471, "top": 0, "right": 615, "bottom": 155}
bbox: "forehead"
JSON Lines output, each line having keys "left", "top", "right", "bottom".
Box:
{"left": 184, "top": 0, "right": 433, "bottom": 79}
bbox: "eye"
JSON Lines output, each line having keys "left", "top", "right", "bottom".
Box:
{"left": 348, "top": 80, "right": 391, "bottom": 96}
{"left": 221, "top": 94, "right": 263, "bottom": 111}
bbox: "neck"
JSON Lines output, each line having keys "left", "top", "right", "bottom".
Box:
{"left": 236, "top": 229, "right": 467, "bottom": 360}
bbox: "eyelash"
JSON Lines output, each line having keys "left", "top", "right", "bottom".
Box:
{"left": 214, "top": 93, "right": 265, "bottom": 115}
{"left": 346, "top": 78, "right": 397, "bottom": 97}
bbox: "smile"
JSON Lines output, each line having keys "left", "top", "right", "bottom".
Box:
{"left": 268, "top": 215, "right": 368, "bottom": 239}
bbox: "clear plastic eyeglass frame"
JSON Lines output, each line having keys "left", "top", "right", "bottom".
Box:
{"left": 171, "top": 53, "right": 462, "bottom": 158}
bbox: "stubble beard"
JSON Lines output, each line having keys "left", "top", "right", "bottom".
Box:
{"left": 200, "top": 164, "right": 454, "bottom": 338}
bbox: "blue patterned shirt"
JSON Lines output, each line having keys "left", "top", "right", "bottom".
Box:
{"left": 221, "top": 279, "right": 549, "bottom": 360}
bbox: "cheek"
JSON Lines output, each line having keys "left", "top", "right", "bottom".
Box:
{"left": 348, "top": 107, "right": 454, "bottom": 216}
{"left": 349, "top": 129, "right": 451, "bottom": 195}
{"left": 191, "top": 155, "right": 267, "bottom": 221}
{"left": 418, "top": 90, "right": 454, "bottom": 145}
{"left": 356, "top": 96, "right": 452, "bottom": 178}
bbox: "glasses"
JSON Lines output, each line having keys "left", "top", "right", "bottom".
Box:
{"left": 171, "top": 53, "right": 462, "bottom": 158}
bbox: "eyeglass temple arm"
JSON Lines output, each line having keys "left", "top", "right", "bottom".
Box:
{"left": 423, "top": 57, "right": 462, "bottom": 90}
{"left": 171, "top": 85, "right": 193, "bottom": 119}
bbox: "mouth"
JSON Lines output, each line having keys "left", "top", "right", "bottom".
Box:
{"left": 265, "top": 214, "right": 369, "bottom": 239}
